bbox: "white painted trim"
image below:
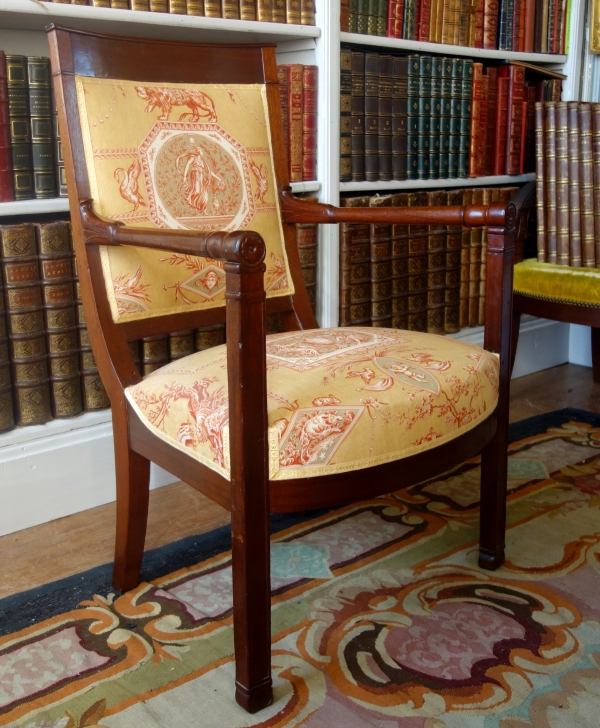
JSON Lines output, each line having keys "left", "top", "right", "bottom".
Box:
{"left": 568, "top": 324, "right": 593, "bottom": 367}
{"left": 341, "top": 174, "right": 535, "bottom": 193}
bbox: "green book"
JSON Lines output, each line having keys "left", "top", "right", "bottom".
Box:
{"left": 439, "top": 57, "right": 452, "bottom": 179}
{"left": 459, "top": 59, "right": 473, "bottom": 179}
{"left": 417, "top": 55, "right": 432, "bottom": 180}
{"left": 448, "top": 57, "right": 463, "bottom": 179}
{"left": 349, "top": 0, "right": 359, "bottom": 31}
{"left": 377, "top": 0, "right": 387, "bottom": 35}
{"left": 406, "top": 54, "right": 419, "bottom": 180}
{"left": 367, "top": 0, "right": 378, "bottom": 34}
{"left": 429, "top": 57, "right": 442, "bottom": 181}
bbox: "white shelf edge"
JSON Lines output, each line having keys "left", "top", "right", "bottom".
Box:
{"left": 0, "top": 1, "right": 320, "bottom": 43}
{"left": 340, "top": 173, "right": 535, "bottom": 192}
{"left": 340, "top": 32, "right": 566, "bottom": 63}
{"left": 0, "top": 409, "right": 112, "bottom": 449}
{"left": 0, "top": 198, "right": 70, "bottom": 216}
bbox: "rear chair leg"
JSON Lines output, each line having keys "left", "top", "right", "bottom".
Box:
{"left": 592, "top": 327, "right": 600, "bottom": 384}
{"left": 112, "top": 407, "right": 151, "bottom": 592}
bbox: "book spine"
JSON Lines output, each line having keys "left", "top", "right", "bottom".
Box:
{"left": 547, "top": 0, "right": 556, "bottom": 52}
{"left": 1, "top": 224, "right": 52, "bottom": 426}
{"left": 365, "top": 52, "right": 380, "bottom": 181}
{"left": 168, "top": 0, "right": 187, "bottom": 11}
{"left": 149, "top": 0, "right": 169, "bottom": 9}
{"left": 27, "top": 57, "right": 55, "bottom": 200}
{"left": 272, "top": 0, "right": 286, "bottom": 21}
{"left": 404, "top": 0, "right": 417, "bottom": 37}
{"left": 357, "top": 0, "right": 369, "bottom": 32}
{"left": 439, "top": 56, "right": 451, "bottom": 178}
{"left": 477, "top": 75, "right": 489, "bottom": 176}
{"left": 429, "top": 57, "right": 442, "bottom": 180}
{"left": 222, "top": 0, "right": 240, "bottom": 18}
{"left": 378, "top": 55, "right": 393, "bottom": 181}
{"left": 141, "top": 335, "right": 170, "bottom": 376}
{"left": 567, "top": 102, "right": 582, "bottom": 267}
{"left": 277, "top": 65, "right": 291, "bottom": 179}
{"left": 478, "top": 187, "right": 492, "bottom": 325}
{"left": 452, "top": 0, "right": 462, "bottom": 43}
{"left": 369, "top": 194, "right": 393, "bottom": 327}
{"left": 51, "top": 89, "right": 67, "bottom": 198}
{"left": 425, "top": 189, "right": 447, "bottom": 335}
{"left": 418, "top": 0, "right": 433, "bottom": 39}
{"left": 169, "top": 330, "right": 194, "bottom": 361}
{"left": 545, "top": 102, "right": 558, "bottom": 264}
{"left": 511, "top": 0, "right": 520, "bottom": 50}
{"left": 194, "top": 325, "right": 225, "bottom": 352}
{"left": 376, "top": 0, "right": 387, "bottom": 34}
{"left": 6, "top": 55, "right": 34, "bottom": 202}
{"left": 534, "top": 102, "right": 546, "bottom": 261}
{"left": 295, "top": 198, "right": 318, "bottom": 315}
{"left": 287, "top": 64, "right": 303, "bottom": 182}
{"left": 204, "top": 0, "right": 221, "bottom": 17}
{"left": 389, "top": 192, "right": 409, "bottom": 329}
{"left": 592, "top": 105, "right": 600, "bottom": 267}
{"left": 492, "top": 75, "right": 509, "bottom": 175}
{"left": 351, "top": 51, "right": 365, "bottom": 182}
{"left": 458, "top": 0, "right": 470, "bottom": 44}
{"left": 523, "top": 84, "right": 536, "bottom": 173}
{"left": 406, "top": 54, "right": 419, "bottom": 180}
{"left": 339, "top": 196, "right": 371, "bottom": 327}
{"left": 395, "top": 0, "right": 405, "bottom": 36}
{"left": 242, "top": 0, "right": 258, "bottom": 20}
{"left": 429, "top": 0, "right": 439, "bottom": 40}
{"left": 505, "top": 64, "right": 525, "bottom": 175}
{"left": 341, "top": 0, "right": 351, "bottom": 30}
{"left": 186, "top": 0, "right": 204, "bottom": 13}
{"left": 406, "top": 191, "right": 428, "bottom": 332}
{"left": 348, "top": 0, "right": 358, "bottom": 30}
{"left": 301, "top": 0, "right": 315, "bottom": 24}
{"left": 131, "top": 0, "right": 150, "bottom": 8}
{"left": 90, "top": 0, "right": 112, "bottom": 6}
{"left": 483, "top": 0, "right": 500, "bottom": 47}
{"left": 474, "top": 0, "right": 485, "bottom": 45}
{"left": 518, "top": 0, "right": 526, "bottom": 50}
{"left": 445, "top": 189, "right": 462, "bottom": 333}
{"left": 467, "top": 0, "right": 477, "bottom": 45}
{"left": 448, "top": 57, "right": 463, "bottom": 179}
{"left": 0, "top": 275, "right": 15, "bottom": 432}
{"left": 579, "top": 105, "right": 595, "bottom": 268}
{"left": 468, "top": 62, "right": 483, "bottom": 177}
{"left": 367, "top": 0, "right": 378, "bottom": 34}
{"left": 0, "top": 52, "right": 14, "bottom": 204}
{"left": 483, "top": 68, "right": 497, "bottom": 175}
{"left": 340, "top": 50, "right": 352, "bottom": 183}
{"left": 417, "top": 54, "right": 432, "bottom": 180}
{"left": 441, "top": 0, "right": 453, "bottom": 42}
{"left": 302, "top": 66, "right": 318, "bottom": 181}
{"left": 392, "top": 56, "right": 408, "bottom": 181}
{"left": 555, "top": 102, "right": 570, "bottom": 266}
{"left": 36, "top": 221, "right": 82, "bottom": 419}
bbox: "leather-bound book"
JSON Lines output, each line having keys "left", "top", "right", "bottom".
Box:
{"left": 277, "top": 65, "right": 291, "bottom": 177}
{"left": 186, "top": 0, "right": 204, "bottom": 13}
{"left": 386, "top": 0, "right": 397, "bottom": 35}
{"left": 110, "top": 0, "right": 129, "bottom": 7}
{"left": 376, "top": 0, "right": 387, "bottom": 35}
{"left": 468, "top": 187, "right": 483, "bottom": 327}
{"left": 6, "top": 55, "right": 34, "bottom": 201}
{"left": 467, "top": 0, "right": 477, "bottom": 45}
{"left": 425, "top": 190, "right": 447, "bottom": 335}
{"left": 168, "top": 0, "right": 186, "bottom": 8}
{"left": 468, "top": 62, "right": 484, "bottom": 177}
{"left": 395, "top": 0, "right": 406, "bottom": 36}
{"left": 302, "top": 66, "right": 318, "bottom": 181}
{"left": 578, "top": 106, "right": 595, "bottom": 266}
{"left": 534, "top": 102, "right": 546, "bottom": 261}
{"left": 555, "top": 102, "right": 570, "bottom": 266}
{"left": 364, "top": 53, "right": 380, "bottom": 181}
{"left": 351, "top": 51, "right": 365, "bottom": 181}
{"left": 195, "top": 324, "right": 226, "bottom": 351}
{"left": 51, "top": 90, "right": 67, "bottom": 198}
{"left": 406, "top": 54, "right": 419, "bottom": 180}
{"left": 348, "top": 0, "right": 359, "bottom": 30}
{"left": 204, "top": 0, "right": 221, "bottom": 17}
{"left": 444, "top": 189, "right": 462, "bottom": 333}
{"left": 1, "top": 224, "right": 52, "bottom": 426}
{"left": 36, "top": 222, "right": 81, "bottom": 419}
{"left": 378, "top": 56, "right": 393, "bottom": 181}
{"left": 169, "top": 330, "right": 195, "bottom": 361}
{"left": 339, "top": 195, "right": 371, "bottom": 327}
{"left": 504, "top": 64, "right": 525, "bottom": 175}
{"left": 406, "top": 191, "right": 428, "bottom": 332}
{"left": 0, "top": 52, "right": 14, "bottom": 203}
{"left": 357, "top": 0, "right": 369, "bottom": 32}
{"left": 403, "top": 0, "right": 417, "bottom": 38}
{"left": 439, "top": 57, "right": 452, "bottom": 178}
{"left": 483, "top": 0, "right": 500, "bottom": 48}
{"left": 448, "top": 58, "right": 463, "bottom": 179}
{"left": 296, "top": 196, "right": 319, "bottom": 314}
{"left": 544, "top": 102, "right": 558, "bottom": 264}
{"left": 458, "top": 0, "right": 469, "bottom": 44}
{"left": 483, "top": 68, "right": 497, "bottom": 176}
{"left": 27, "top": 57, "right": 55, "bottom": 200}
{"left": 492, "top": 74, "right": 509, "bottom": 175}
{"left": 89, "top": 0, "right": 111, "bottom": 7}
{"left": 458, "top": 60, "right": 473, "bottom": 179}
{"left": 474, "top": 0, "right": 485, "bottom": 46}
{"left": 273, "top": 0, "right": 286, "bottom": 22}
{"left": 341, "top": 0, "right": 351, "bottom": 30}
{"left": 429, "top": 0, "right": 440, "bottom": 40}
{"left": 417, "top": 54, "right": 432, "bottom": 181}
{"left": 141, "top": 335, "right": 170, "bottom": 376}
{"left": 498, "top": 0, "right": 511, "bottom": 49}
{"left": 389, "top": 192, "right": 409, "bottom": 329}
{"left": 367, "top": 0, "right": 378, "bottom": 34}
{"left": 369, "top": 194, "right": 393, "bottom": 327}
{"left": 286, "top": 64, "right": 303, "bottom": 182}
{"left": 0, "top": 276, "right": 15, "bottom": 432}
{"left": 392, "top": 55, "right": 408, "bottom": 181}
{"left": 418, "top": 0, "right": 433, "bottom": 39}
{"left": 453, "top": 0, "right": 464, "bottom": 43}
{"left": 591, "top": 105, "right": 600, "bottom": 265}
{"left": 222, "top": 0, "right": 240, "bottom": 20}
{"left": 242, "top": 0, "right": 258, "bottom": 20}
{"left": 567, "top": 102, "right": 582, "bottom": 267}
{"left": 286, "top": 0, "right": 301, "bottom": 23}
{"left": 301, "top": 0, "right": 315, "bottom": 24}
{"left": 440, "top": 0, "right": 452, "bottom": 43}
{"left": 546, "top": 0, "right": 555, "bottom": 52}
{"left": 510, "top": 0, "right": 520, "bottom": 50}
{"left": 130, "top": 0, "right": 150, "bottom": 8}
{"left": 340, "top": 50, "right": 352, "bottom": 182}
{"left": 429, "top": 57, "right": 442, "bottom": 180}
{"left": 524, "top": 0, "right": 535, "bottom": 49}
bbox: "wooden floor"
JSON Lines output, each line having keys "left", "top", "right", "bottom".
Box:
{"left": 1, "top": 363, "right": 598, "bottom": 602}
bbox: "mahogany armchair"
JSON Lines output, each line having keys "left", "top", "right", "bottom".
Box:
{"left": 48, "top": 25, "right": 531, "bottom": 713}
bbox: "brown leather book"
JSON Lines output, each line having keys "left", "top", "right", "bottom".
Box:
{"left": 579, "top": 104, "right": 595, "bottom": 268}
{"left": 301, "top": 0, "right": 315, "bottom": 23}
{"left": 544, "top": 103, "right": 558, "bottom": 264}
{"left": 110, "top": 0, "right": 129, "bottom": 7}
{"left": 286, "top": 0, "right": 301, "bottom": 23}
{"left": 277, "top": 65, "right": 290, "bottom": 176}
{"left": 0, "top": 52, "right": 14, "bottom": 203}
{"left": 369, "top": 194, "right": 393, "bottom": 327}
{"left": 555, "top": 102, "right": 570, "bottom": 266}
{"left": 591, "top": 105, "right": 600, "bottom": 266}
{"left": 149, "top": 0, "right": 168, "bottom": 9}
{"left": 339, "top": 195, "right": 371, "bottom": 327}
{"left": 222, "top": 0, "right": 240, "bottom": 19}
{"left": 392, "top": 55, "right": 408, "bottom": 181}
{"left": 378, "top": 55, "right": 393, "bottom": 182}
{"left": 351, "top": 51, "right": 365, "bottom": 182}
{"left": 141, "top": 335, "right": 170, "bottom": 376}
{"left": 444, "top": 190, "right": 462, "bottom": 333}
{"left": 131, "top": 0, "right": 150, "bottom": 9}
{"left": 168, "top": 0, "right": 187, "bottom": 9}
{"left": 341, "top": 0, "right": 350, "bottom": 30}
{"left": 534, "top": 103, "right": 546, "bottom": 261}
{"left": 169, "top": 330, "right": 195, "bottom": 360}
{"left": 567, "top": 102, "right": 582, "bottom": 267}
{"left": 0, "top": 276, "right": 15, "bottom": 432}
{"left": 483, "top": 68, "right": 497, "bottom": 175}
{"left": 390, "top": 192, "right": 410, "bottom": 330}
{"left": 186, "top": 0, "right": 204, "bottom": 14}
{"left": 287, "top": 64, "right": 303, "bottom": 182}
{"left": 425, "top": 190, "right": 447, "bottom": 335}
{"left": 483, "top": 0, "right": 499, "bottom": 48}
{"left": 204, "top": 0, "right": 221, "bottom": 18}
{"left": 458, "top": 0, "right": 470, "bottom": 44}
{"left": 468, "top": 188, "right": 483, "bottom": 327}
{"left": 505, "top": 65, "right": 525, "bottom": 175}
{"left": 36, "top": 221, "right": 82, "bottom": 419}
{"left": 364, "top": 53, "right": 379, "bottom": 182}
{"left": 240, "top": 0, "right": 257, "bottom": 18}
{"left": 195, "top": 325, "right": 226, "bottom": 351}
{"left": 272, "top": 0, "right": 286, "bottom": 22}
{"left": 1, "top": 223, "right": 52, "bottom": 426}
{"left": 468, "top": 63, "right": 483, "bottom": 177}
{"left": 302, "top": 66, "right": 318, "bottom": 181}
{"left": 492, "top": 75, "right": 509, "bottom": 175}
{"left": 406, "top": 191, "right": 428, "bottom": 332}
{"left": 296, "top": 196, "right": 319, "bottom": 315}
{"left": 474, "top": 0, "right": 485, "bottom": 45}
{"left": 6, "top": 55, "right": 34, "bottom": 201}
{"left": 523, "top": 0, "right": 535, "bottom": 49}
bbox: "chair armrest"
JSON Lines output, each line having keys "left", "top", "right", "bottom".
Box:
{"left": 279, "top": 185, "right": 507, "bottom": 228}
{"left": 80, "top": 198, "right": 266, "bottom": 269}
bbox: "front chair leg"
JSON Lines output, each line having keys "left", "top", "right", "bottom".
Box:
{"left": 478, "top": 427, "right": 508, "bottom": 570}
{"left": 112, "top": 406, "right": 151, "bottom": 592}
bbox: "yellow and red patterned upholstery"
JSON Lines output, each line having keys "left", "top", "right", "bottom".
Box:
{"left": 125, "top": 328, "right": 499, "bottom": 481}
{"left": 76, "top": 76, "right": 292, "bottom": 323}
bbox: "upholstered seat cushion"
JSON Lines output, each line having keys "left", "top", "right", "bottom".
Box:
{"left": 125, "top": 327, "right": 499, "bottom": 481}
{"left": 514, "top": 259, "right": 600, "bottom": 307}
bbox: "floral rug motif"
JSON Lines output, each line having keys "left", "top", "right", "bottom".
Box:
{"left": 3, "top": 409, "right": 600, "bottom": 727}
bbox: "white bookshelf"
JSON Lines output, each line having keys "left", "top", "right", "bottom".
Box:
{"left": 0, "top": 0, "right": 586, "bottom": 534}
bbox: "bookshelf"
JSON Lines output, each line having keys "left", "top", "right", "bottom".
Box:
{"left": 0, "top": 0, "right": 587, "bottom": 535}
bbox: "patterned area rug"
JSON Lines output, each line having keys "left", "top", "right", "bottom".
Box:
{"left": 3, "top": 408, "right": 600, "bottom": 728}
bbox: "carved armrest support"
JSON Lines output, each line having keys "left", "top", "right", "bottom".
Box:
{"left": 80, "top": 198, "right": 266, "bottom": 271}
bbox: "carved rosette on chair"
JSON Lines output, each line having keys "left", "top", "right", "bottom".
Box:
{"left": 47, "top": 25, "right": 532, "bottom": 713}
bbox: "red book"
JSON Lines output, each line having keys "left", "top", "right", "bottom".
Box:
{"left": 524, "top": 85, "right": 536, "bottom": 172}
{"left": 302, "top": 65, "right": 317, "bottom": 182}
{"left": 475, "top": 0, "right": 485, "bottom": 47}
{"left": 512, "top": 0, "right": 521, "bottom": 51}
{"left": 477, "top": 75, "right": 489, "bottom": 175}
{"left": 493, "top": 74, "right": 510, "bottom": 176}
{"left": 505, "top": 65, "right": 525, "bottom": 175}
{"left": 483, "top": 0, "right": 499, "bottom": 48}
{"left": 387, "top": 0, "right": 398, "bottom": 35}
{"left": 0, "top": 51, "right": 14, "bottom": 203}
{"left": 524, "top": 0, "right": 535, "bottom": 51}
{"left": 277, "top": 65, "right": 290, "bottom": 177}
{"left": 287, "top": 63, "right": 304, "bottom": 183}
{"left": 518, "top": 0, "right": 526, "bottom": 50}
{"left": 519, "top": 100, "right": 527, "bottom": 173}
{"left": 417, "top": 0, "right": 432, "bottom": 39}
{"left": 484, "top": 67, "right": 497, "bottom": 175}
{"left": 395, "top": 0, "right": 405, "bottom": 37}
{"left": 468, "top": 63, "right": 484, "bottom": 177}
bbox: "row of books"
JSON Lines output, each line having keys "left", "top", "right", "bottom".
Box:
{"left": 47, "top": 0, "right": 316, "bottom": 25}
{"left": 0, "top": 53, "right": 66, "bottom": 203}
{"left": 0, "top": 214, "right": 317, "bottom": 432}
{"left": 339, "top": 186, "right": 517, "bottom": 333}
{"left": 535, "top": 102, "right": 600, "bottom": 268}
{"left": 277, "top": 65, "right": 318, "bottom": 183}
{"left": 340, "top": 49, "right": 562, "bottom": 183}
{"left": 340, "top": 0, "right": 570, "bottom": 54}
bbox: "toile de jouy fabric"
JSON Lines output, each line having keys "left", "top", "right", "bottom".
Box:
{"left": 3, "top": 413, "right": 600, "bottom": 727}
{"left": 75, "top": 76, "right": 292, "bottom": 323}
{"left": 125, "top": 327, "right": 499, "bottom": 480}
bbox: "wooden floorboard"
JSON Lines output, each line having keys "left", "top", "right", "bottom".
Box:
{"left": 1, "top": 363, "right": 598, "bottom": 601}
